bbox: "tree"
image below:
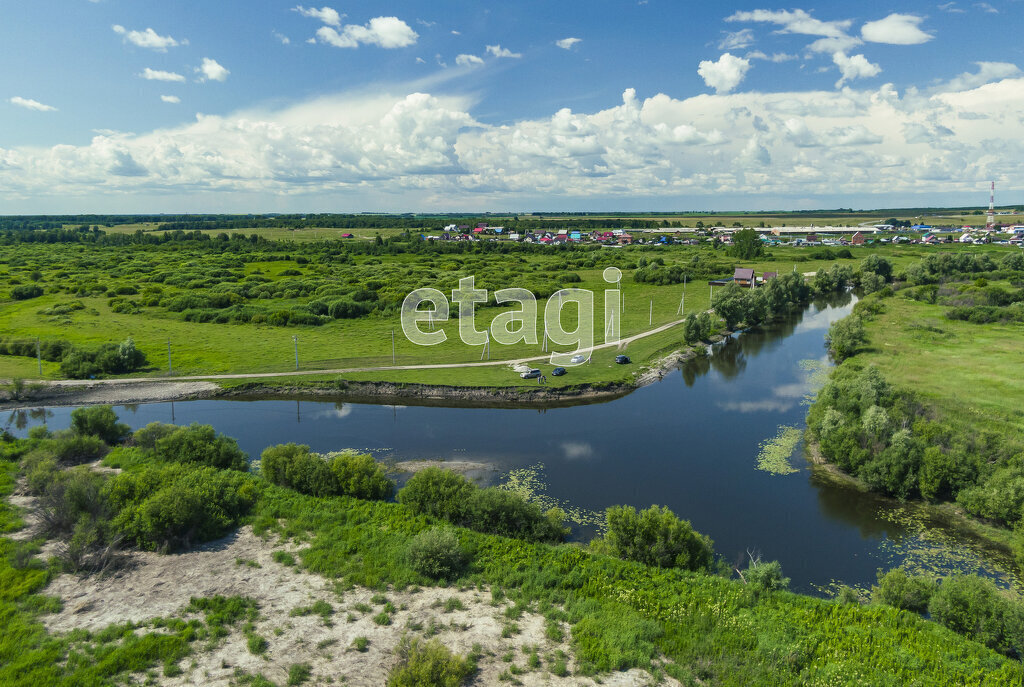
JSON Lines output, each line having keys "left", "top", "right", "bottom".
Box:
{"left": 825, "top": 316, "right": 866, "bottom": 360}
{"left": 727, "top": 228, "right": 765, "bottom": 260}
{"left": 155, "top": 423, "right": 248, "bottom": 471}
{"left": 712, "top": 282, "right": 749, "bottom": 330}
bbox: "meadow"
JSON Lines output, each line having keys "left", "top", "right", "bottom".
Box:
{"left": 2, "top": 222, "right": 1011, "bottom": 390}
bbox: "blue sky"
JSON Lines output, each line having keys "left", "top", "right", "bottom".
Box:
{"left": 2, "top": 1, "right": 1023, "bottom": 213}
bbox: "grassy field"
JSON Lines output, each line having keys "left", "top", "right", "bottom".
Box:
{"left": 854, "top": 293, "right": 1024, "bottom": 435}
{"left": 0, "top": 233, "right": 1018, "bottom": 388}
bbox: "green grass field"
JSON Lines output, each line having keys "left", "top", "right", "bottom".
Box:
{"left": 855, "top": 295, "right": 1024, "bottom": 436}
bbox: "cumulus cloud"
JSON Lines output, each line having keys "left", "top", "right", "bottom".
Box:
{"left": 5, "top": 80, "right": 1024, "bottom": 208}
{"left": 160, "top": 95, "right": 181, "bottom": 103}
{"left": 486, "top": 45, "right": 521, "bottom": 58}
{"left": 313, "top": 17, "right": 417, "bottom": 48}
{"left": 292, "top": 5, "right": 342, "bottom": 26}
{"left": 933, "top": 61, "right": 1021, "bottom": 92}
{"left": 975, "top": 2, "right": 998, "bottom": 13}
{"left": 455, "top": 54, "right": 484, "bottom": 67}
{"left": 141, "top": 68, "right": 185, "bottom": 82}
{"left": 861, "top": 14, "right": 933, "bottom": 45}
{"left": 697, "top": 53, "right": 751, "bottom": 94}
{"left": 9, "top": 96, "right": 57, "bottom": 112}
{"left": 112, "top": 25, "right": 182, "bottom": 51}
{"left": 832, "top": 52, "right": 881, "bottom": 87}
{"left": 556, "top": 37, "right": 581, "bottom": 50}
{"left": 196, "top": 58, "right": 230, "bottom": 82}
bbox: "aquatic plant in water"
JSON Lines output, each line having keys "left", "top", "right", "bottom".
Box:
{"left": 498, "top": 463, "right": 605, "bottom": 531}
{"left": 756, "top": 426, "right": 802, "bottom": 475}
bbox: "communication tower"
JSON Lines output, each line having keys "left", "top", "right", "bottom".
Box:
{"left": 987, "top": 181, "right": 995, "bottom": 230}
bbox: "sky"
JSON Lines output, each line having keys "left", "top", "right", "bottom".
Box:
{"left": 2, "top": 1, "right": 1023, "bottom": 214}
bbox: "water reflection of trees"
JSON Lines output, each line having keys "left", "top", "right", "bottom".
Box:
{"left": 811, "top": 473, "right": 906, "bottom": 541}
{"left": 4, "top": 407, "right": 53, "bottom": 432}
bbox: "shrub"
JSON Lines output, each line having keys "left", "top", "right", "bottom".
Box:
{"left": 37, "top": 466, "right": 110, "bottom": 537}
{"left": 872, "top": 568, "right": 936, "bottom": 613}
{"left": 131, "top": 422, "right": 178, "bottom": 451}
{"left": 406, "top": 527, "right": 467, "bottom": 580}
{"left": 108, "top": 464, "right": 258, "bottom": 551}
{"left": 387, "top": 636, "right": 474, "bottom": 687}
{"left": 51, "top": 432, "right": 109, "bottom": 465}
{"left": 328, "top": 451, "right": 394, "bottom": 500}
{"left": 928, "top": 575, "right": 1024, "bottom": 657}
{"left": 743, "top": 558, "right": 790, "bottom": 599}
{"left": 154, "top": 424, "right": 248, "bottom": 471}
{"left": 260, "top": 444, "right": 337, "bottom": 497}
{"left": 602, "top": 505, "right": 714, "bottom": 572}
{"left": 398, "top": 467, "right": 475, "bottom": 522}
{"left": 463, "top": 488, "right": 567, "bottom": 542}
{"left": 11, "top": 284, "right": 44, "bottom": 300}
{"left": 59, "top": 338, "right": 149, "bottom": 378}
{"left": 70, "top": 405, "right": 130, "bottom": 444}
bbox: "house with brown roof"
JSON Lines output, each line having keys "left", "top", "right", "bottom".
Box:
{"left": 851, "top": 231, "right": 865, "bottom": 245}
{"left": 733, "top": 267, "right": 755, "bottom": 287}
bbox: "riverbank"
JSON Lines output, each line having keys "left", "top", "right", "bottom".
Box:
{"left": 0, "top": 345, "right": 703, "bottom": 411}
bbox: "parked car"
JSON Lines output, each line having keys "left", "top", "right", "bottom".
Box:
{"left": 551, "top": 367, "right": 566, "bottom": 376}
{"left": 520, "top": 369, "right": 541, "bottom": 379}
{"left": 615, "top": 355, "right": 631, "bottom": 364}
{"left": 570, "top": 354, "right": 586, "bottom": 364}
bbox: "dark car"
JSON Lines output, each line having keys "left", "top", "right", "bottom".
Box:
{"left": 551, "top": 367, "right": 566, "bottom": 376}
{"left": 615, "top": 355, "right": 631, "bottom": 364}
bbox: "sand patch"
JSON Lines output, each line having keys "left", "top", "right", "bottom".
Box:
{"left": 39, "top": 526, "right": 677, "bottom": 686}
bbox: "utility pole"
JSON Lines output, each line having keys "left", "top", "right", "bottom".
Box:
{"left": 292, "top": 335, "right": 299, "bottom": 371}
{"left": 36, "top": 338, "right": 41, "bottom": 376}
{"left": 481, "top": 332, "right": 490, "bottom": 361}
{"left": 167, "top": 339, "right": 172, "bottom": 374}
{"left": 649, "top": 299, "right": 653, "bottom": 326}
{"left": 391, "top": 329, "right": 396, "bottom": 365}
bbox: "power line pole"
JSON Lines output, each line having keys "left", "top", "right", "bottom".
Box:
{"left": 649, "top": 299, "right": 653, "bottom": 326}
{"left": 292, "top": 335, "right": 299, "bottom": 371}
{"left": 391, "top": 329, "right": 396, "bottom": 365}
{"left": 36, "top": 338, "right": 41, "bottom": 376}
{"left": 167, "top": 339, "right": 172, "bottom": 374}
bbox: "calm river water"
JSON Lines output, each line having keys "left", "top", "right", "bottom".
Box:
{"left": 6, "top": 292, "right": 1015, "bottom": 594}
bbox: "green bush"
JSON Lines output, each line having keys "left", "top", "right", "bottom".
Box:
{"left": 928, "top": 575, "right": 1024, "bottom": 657}
{"left": 71, "top": 405, "right": 130, "bottom": 444}
{"left": 328, "top": 451, "right": 394, "bottom": 500}
{"left": 59, "top": 338, "right": 149, "bottom": 379}
{"left": 406, "top": 527, "right": 467, "bottom": 580}
{"left": 107, "top": 464, "right": 258, "bottom": 551}
{"left": 260, "top": 444, "right": 336, "bottom": 497}
{"left": 154, "top": 424, "right": 248, "bottom": 471}
{"left": 602, "top": 505, "right": 714, "bottom": 572}
{"left": 872, "top": 568, "right": 936, "bottom": 613}
{"left": 131, "top": 422, "right": 178, "bottom": 450}
{"left": 825, "top": 315, "right": 866, "bottom": 361}
{"left": 51, "top": 432, "right": 109, "bottom": 465}
{"left": 11, "top": 284, "right": 43, "bottom": 300}
{"left": 397, "top": 467, "right": 475, "bottom": 522}
{"left": 387, "top": 636, "right": 474, "bottom": 687}
{"left": 743, "top": 558, "right": 790, "bottom": 599}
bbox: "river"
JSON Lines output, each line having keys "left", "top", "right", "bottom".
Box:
{"left": 5, "top": 292, "right": 1016, "bottom": 595}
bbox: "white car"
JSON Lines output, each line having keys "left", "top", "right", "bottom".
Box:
{"left": 569, "top": 354, "right": 586, "bottom": 364}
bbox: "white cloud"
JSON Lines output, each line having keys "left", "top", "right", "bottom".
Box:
{"left": 832, "top": 52, "right": 881, "bottom": 88}
{"left": 697, "top": 53, "right": 752, "bottom": 94}
{"left": 746, "top": 51, "right": 797, "bottom": 63}
{"left": 141, "top": 68, "right": 185, "bottom": 82}
{"left": 726, "top": 9, "right": 852, "bottom": 38}
{"left": 196, "top": 58, "right": 230, "bottom": 82}
{"left": 556, "top": 37, "right": 581, "bottom": 50}
{"left": 455, "top": 54, "right": 484, "bottom": 67}
{"left": 861, "top": 14, "right": 933, "bottom": 45}
{"left": 975, "top": 2, "right": 998, "bottom": 13}
{"left": 274, "top": 31, "right": 291, "bottom": 45}
{"left": 719, "top": 29, "right": 755, "bottom": 50}
{"left": 415, "top": 56, "right": 426, "bottom": 64}
{"left": 933, "top": 61, "right": 1021, "bottom": 92}
{"left": 938, "top": 2, "right": 966, "bottom": 13}
{"left": 6, "top": 80, "right": 1024, "bottom": 210}
{"left": 112, "top": 25, "right": 182, "bottom": 51}
{"left": 9, "top": 96, "right": 57, "bottom": 112}
{"left": 486, "top": 45, "right": 521, "bottom": 58}
{"left": 292, "top": 5, "right": 342, "bottom": 26}
{"left": 160, "top": 95, "right": 181, "bottom": 104}
{"left": 314, "top": 17, "right": 418, "bottom": 49}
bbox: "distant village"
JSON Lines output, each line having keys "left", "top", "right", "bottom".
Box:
{"left": 421, "top": 221, "right": 1024, "bottom": 247}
